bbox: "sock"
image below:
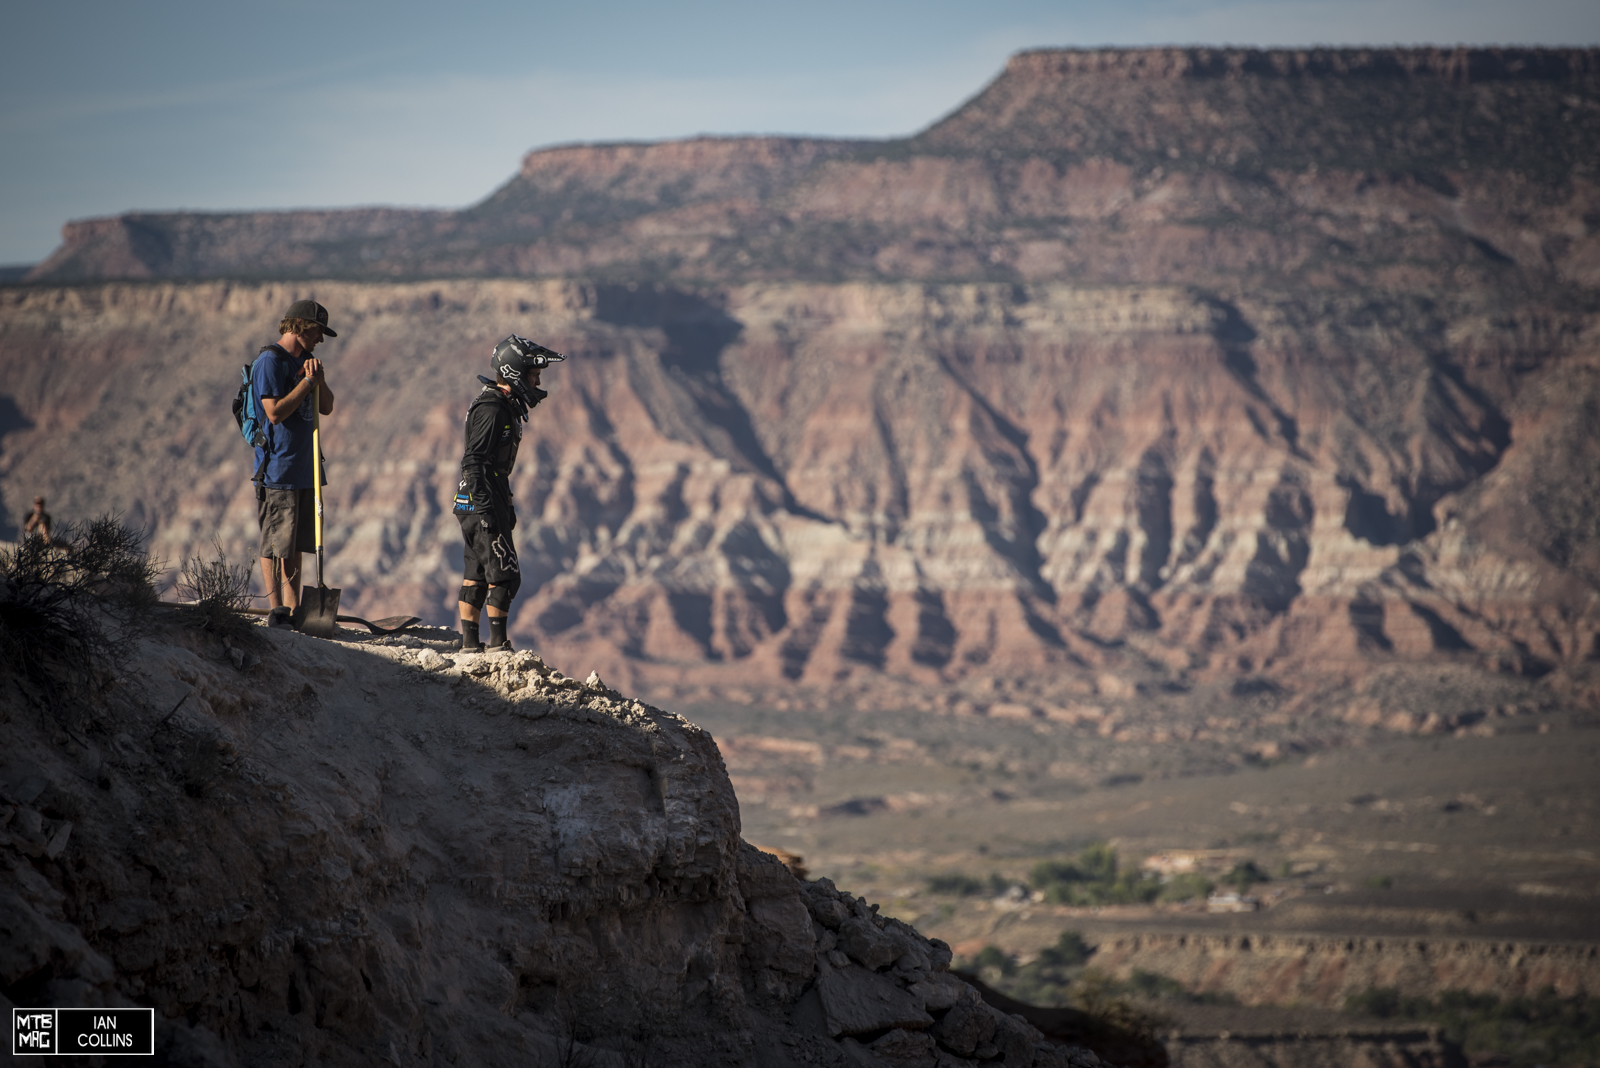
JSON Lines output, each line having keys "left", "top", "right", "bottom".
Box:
{"left": 487, "top": 616, "right": 509, "bottom": 649}
{"left": 458, "top": 620, "right": 480, "bottom": 650}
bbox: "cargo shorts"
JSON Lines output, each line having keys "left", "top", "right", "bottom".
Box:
{"left": 257, "top": 486, "right": 316, "bottom": 558}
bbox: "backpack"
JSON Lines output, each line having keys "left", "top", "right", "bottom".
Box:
{"left": 232, "top": 345, "right": 288, "bottom": 482}
{"left": 232, "top": 364, "right": 267, "bottom": 450}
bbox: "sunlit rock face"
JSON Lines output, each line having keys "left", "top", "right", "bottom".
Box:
{"left": 26, "top": 47, "right": 1600, "bottom": 291}
{"left": 5, "top": 46, "right": 1599, "bottom": 704}
{"left": 0, "top": 273, "right": 1594, "bottom": 704}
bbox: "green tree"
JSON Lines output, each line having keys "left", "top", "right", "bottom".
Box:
{"left": 1157, "top": 872, "right": 1214, "bottom": 902}
{"left": 1029, "top": 842, "right": 1160, "bottom": 905}
{"left": 1038, "top": 930, "right": 1091, "bottom": 968}
{"left": 1222, "top": 860, "right": 1269, "bottom": 892}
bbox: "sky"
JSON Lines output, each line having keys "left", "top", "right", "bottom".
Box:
{"left": 2, "top": 0, "right": 1597, "bottom": 266}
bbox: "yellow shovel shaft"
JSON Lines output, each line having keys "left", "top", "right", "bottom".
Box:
{"left": 312, "top": 384, "right": 324, "bottom": 585}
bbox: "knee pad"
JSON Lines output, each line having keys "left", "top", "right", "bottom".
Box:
{"left": 459, "top": 583, "right": 487, "bottom": 609}
{"left": 486, "top": 580, "right": 517, "bottom": 612}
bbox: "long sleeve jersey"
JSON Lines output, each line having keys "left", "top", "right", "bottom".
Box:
{"left": 458, "top": 386, "right": 523, "bottom": 513}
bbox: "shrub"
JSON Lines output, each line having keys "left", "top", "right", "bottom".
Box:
{"left": 172, "top": 540, "right": 256, "bottom": 641}
{"left": 1222, "top": 860, "right": 1270, "bottom": 892}
{"left": 1121, "top": 969, "right": 1238, "bottom": 1006}
{"left": 1158, "top": 872, "right": 1215, "bottom": 902}
{"left": 1076, "top": 841, "right": 1119, "bottom": 882}
{"left": 1125, "top": 970, "right": 1190, "bottom": 1000}
{"left": 1031, "top": 858, "right": 1083, "bottom": 886}
{"left": 974, "top": 931, "right": 1230, "bottom": 1020}
{"left": 0, "top": 516, "right": 158, "bottom": 716}
{"left": 973, "top": 944, "right": 1017, "bottom": 977}
{"left": 1030, "top": 842, "right": 1161, "bottom": 905}
{"left": 926, "top": 873, "right": 986, "bottom": 896}
{"left": 1346, "top": 987, "right": 1406, "bottom": 1018}
{"left": 1037, "top": 930, "right": 1091, "bottom": 968}
{"left": 987, "top": 930, "right": 1092, "bottom": 1007}
{"left": 1345, "top": 986, "right": 1600, "bottom": 1067}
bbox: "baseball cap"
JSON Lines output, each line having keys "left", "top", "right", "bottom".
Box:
{"left": 283, "top": 299, "right": 338, "bottom": 337}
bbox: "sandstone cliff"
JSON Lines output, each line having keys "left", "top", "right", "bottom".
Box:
{"left": 25, "top": 47, "right": 1600, "bottom": 291}
{"left": 5, "top": 46, "right": 1600, "bottom": 725}
{"left": 0, "top": 275, "right": 1594, "bottom": 723}
{"left": 0, "top": 619, "right": 1120, "bottom": 1067}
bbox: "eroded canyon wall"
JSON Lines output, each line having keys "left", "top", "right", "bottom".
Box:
{"left": 1091, "top": 929, "right": 1600, "bottom": 1008}
{"left": 0, "top": 275, "right": 1594, "bottom": 708}
{"left": 5, "top": 46, "right": 1599, "bottom": 708}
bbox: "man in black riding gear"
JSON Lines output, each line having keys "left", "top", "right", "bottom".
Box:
{"left": 453, "top": 335, "right": 563, "bottom": 652}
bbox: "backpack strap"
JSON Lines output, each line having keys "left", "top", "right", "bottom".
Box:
{"left": 249, "top": 346, "right": 291, "bottom": 485}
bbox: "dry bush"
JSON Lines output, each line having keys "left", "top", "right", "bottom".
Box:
{"left": 173, "top": 540, "right": 256, "bottom": 642}
{"left": 0, "top": 515, "right": 159, "bottom": 717}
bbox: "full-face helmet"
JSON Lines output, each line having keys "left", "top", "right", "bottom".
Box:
{"left": 490, "top": 335, "right": 564, "bottom": 417}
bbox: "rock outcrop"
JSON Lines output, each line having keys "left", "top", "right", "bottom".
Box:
{"left": 0, "top": 620, "right": 1121, "bottom": 1067}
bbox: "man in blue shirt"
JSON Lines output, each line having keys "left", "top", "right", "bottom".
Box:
{"left": 251, "top": 300, "right": 338, "bottom": 628}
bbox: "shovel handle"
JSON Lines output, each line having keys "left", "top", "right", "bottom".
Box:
{"left": 312, "top": 383, "right": 324, "bottom": 588}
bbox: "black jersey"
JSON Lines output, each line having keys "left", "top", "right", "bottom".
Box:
{"left": 455, "top": 385, "right": 522, "bottom": 514}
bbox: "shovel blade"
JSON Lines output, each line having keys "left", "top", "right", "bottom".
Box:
{"left": 366, "top": 614, "right": 420, "bottom": 634}
{"left": 334, "top": 613, "right": 421, "bottom": 635}
{"left": 295, "top": 584, "right": 342, "bottom": 639}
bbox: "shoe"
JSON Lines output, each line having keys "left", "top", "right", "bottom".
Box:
{"left": 457, "top": 638, "right": 485, "bottom": 653}
{"left": 484, "top": 640, "right": 514, "bottom": 653}
{"left": 485, "top": 617, "right": 511, "bottom": 652}
{"left": 266, "top": 606, "right": 294, "bottom": 629}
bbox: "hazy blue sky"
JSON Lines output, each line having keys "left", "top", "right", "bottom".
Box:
{"left": 3, "top": 0, "right": 1596, "bottom": 265}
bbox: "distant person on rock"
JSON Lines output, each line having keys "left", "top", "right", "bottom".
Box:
{"left": 251, "top": 300, "right": 337, "bottom": 628}
{"left": 453, "top": 335, "right": 563, "bottom": 652}
{"left": 22, "top": 496, "right": 52, "bottom": 544}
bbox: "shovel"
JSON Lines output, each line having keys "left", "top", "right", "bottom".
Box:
{"left": 294, "top": 383, "right": 341, "bottom": 638}
{"left": 336, "top": 613, "right": 421, "bottom": 635}
{"left": 155, "top": 604, "right": 419, "bottom": 635}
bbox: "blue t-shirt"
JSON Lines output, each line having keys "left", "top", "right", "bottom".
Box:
{"left": 251, "top": 348, "right": 317, "bottom": 489}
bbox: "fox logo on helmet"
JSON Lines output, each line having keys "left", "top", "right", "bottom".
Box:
{"left": 493, "top": 335, "right": 565, "bottom": 372}
{"left": 489, "top": 335, "right": 564, "bottom": 420}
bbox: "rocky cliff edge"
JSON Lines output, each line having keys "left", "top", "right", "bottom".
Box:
{"left": 0, "top": 620, "right": 1118, "bottom": 1068}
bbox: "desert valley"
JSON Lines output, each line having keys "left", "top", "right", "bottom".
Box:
{"left": 3, "top": 46, "right": 1599, "bottom": 1067}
